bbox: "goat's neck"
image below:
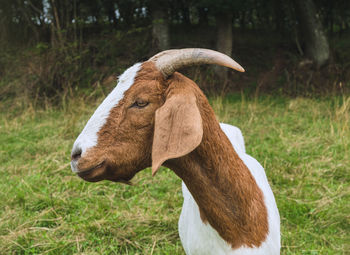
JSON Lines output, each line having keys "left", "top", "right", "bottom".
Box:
{"left": 165, "top": 101, "right": 268, "bottom": 249}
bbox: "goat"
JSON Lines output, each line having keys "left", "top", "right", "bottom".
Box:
{"left": 220, "top": 123, "right": 246, "bottom": 153}
{"left": 71, "top": 48, "right": 280, "bottom": 254}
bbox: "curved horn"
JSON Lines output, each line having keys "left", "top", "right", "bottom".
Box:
{"left": 149, "top": 48, "right": 245, "bottom": 78}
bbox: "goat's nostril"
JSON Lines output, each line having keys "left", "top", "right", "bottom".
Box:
{"left": 71, "top": 150, "right": 82, "bottom": 161}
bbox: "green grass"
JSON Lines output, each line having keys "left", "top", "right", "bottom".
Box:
{"left": 0, "top": 94, "right": 349, "bottom": 254}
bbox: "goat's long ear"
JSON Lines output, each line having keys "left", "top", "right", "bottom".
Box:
{"left": 151, "top": 93, "right": 203, "bottom": 176}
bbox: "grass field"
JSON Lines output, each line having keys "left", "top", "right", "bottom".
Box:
{"left": 0, "top": 94, "right": 349, "bottom": 254}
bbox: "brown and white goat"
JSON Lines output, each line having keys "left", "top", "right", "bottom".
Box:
{"left": 71, "top": 49, "right": 280, "bottom": 254}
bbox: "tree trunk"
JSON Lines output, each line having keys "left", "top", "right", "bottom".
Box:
{"left": 294, "top": 0, "right": 330, "bottom": 67}
{"left": 274, "top": 0, "right": 285, "bottom": 34}
{"left": 215, "top": 13, "right": 233, "bottom": 83}
{"left": 179, "top": 0, "right": 190, "bottom": 25}
{"left": 151, "top": 5, "right": 170, "bottom": 51}
{"left": 118, "top": 1, "right": 135, "bottom": 27}
{"left": 197, "top": 7, "right": 208, "bottom": 26}
{"left": 50, "top": 0, "right": 64, "bottom": 47}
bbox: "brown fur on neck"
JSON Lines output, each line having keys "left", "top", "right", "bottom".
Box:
{"left": 164, "top": 73, "right": 269, "bottom": 249}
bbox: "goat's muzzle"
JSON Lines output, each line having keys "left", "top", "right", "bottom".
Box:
{"left": 75, "top": 161, "right": 106, "bottom": 182}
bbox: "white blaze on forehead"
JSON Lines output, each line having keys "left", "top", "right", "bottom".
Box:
{"left": 72, "top": 63, "right": 142, "bottom": 157}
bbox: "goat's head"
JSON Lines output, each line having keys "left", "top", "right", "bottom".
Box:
{"left": 70, "top": 48, "right": 244, "bottom": 183}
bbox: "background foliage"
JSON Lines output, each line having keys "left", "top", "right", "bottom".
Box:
{"left": 0, "top": 0, "right": 349, "bottom": 102}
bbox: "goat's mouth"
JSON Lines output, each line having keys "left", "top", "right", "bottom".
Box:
{"left": 77, "top": 161, "right": 105, "bottom": 182}
{"left": 75, "top": 161, "right": 139, "bottom": 184}
{"left": 109, "top": 174, "right": 134, "bottom": 185}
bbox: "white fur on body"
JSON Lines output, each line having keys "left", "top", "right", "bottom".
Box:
{"left": 219, "top": 123, "right": 246, "bottom": 153}
{"left": 179, "top": 124, "right": 280, "bottom": 255}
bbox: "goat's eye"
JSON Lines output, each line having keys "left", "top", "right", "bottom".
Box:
{"left": 131, "top": 100, "right": 149, "bottom": 108}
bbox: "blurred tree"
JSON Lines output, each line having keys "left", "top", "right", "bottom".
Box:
{"left": 197, "top": 5, "right": 209, "bottom": 26}
{"left": 117, "top": 0, "right": 138, "bottom": 27}
{"left": 293, "top": 0, "right": 330, "bottom": 67}
{"left": 196, "top": 0, "right": 238, "bottom": 83}
{"left": 0, "top": 0, "right": 45, "bottom": 45}
{"left": 1, "top": 0, "right": 349, "bottom": 92}
{"left": 149, "top": 0, "right": 170, "bottom": 51}
{"left": 101, "top": 0, "right": 118, "bottom": 26}
{"left": 215, "top": 11, "right": 233, "bottom": 82}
